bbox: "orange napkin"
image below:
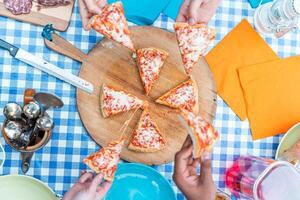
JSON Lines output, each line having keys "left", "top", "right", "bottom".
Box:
{"left": 238, "top": 56, "right": 300, "bottom": 139}
{"left": 205, "top": 19, "right": 278, "bottom": 120}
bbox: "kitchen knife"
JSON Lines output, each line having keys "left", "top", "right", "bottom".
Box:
{"left": 0, "top": 39, "right": 94, "bottom": 94}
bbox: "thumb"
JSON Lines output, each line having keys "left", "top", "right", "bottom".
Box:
{"left": 188, "top": 0, "right": 203, "bottom": 25}
{"left": 199, "top": 154, "right": 213, "bottom": 184}
{"left": 84, "top": 0, "right": 102, "bottom": 14}
{"left": 89, "top": 174, "right": 104, "bottom": 192}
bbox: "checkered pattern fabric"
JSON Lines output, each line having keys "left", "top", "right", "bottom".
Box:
{"left": 0, "top": 0, "right": 299, "bottom": 199}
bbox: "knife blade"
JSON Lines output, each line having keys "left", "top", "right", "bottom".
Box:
{"left": 0, "top": 39, "right": 94, "bottom": 94}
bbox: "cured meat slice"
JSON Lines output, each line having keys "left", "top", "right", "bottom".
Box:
{"left": 37, "top": 0, "right": 71, "bottom": 6}
{"left": 4, "top": 0, "right": 32, "bottom": 15}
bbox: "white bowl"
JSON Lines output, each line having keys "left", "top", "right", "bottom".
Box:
{"left": 275, "top": 122, "right": 300, "bottom": 162}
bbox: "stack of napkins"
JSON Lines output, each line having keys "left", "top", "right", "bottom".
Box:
{"left": 206, "top": 19, "right": 300, "bottom": 140}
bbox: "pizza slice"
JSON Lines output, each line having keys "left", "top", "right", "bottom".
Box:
{"left": 128, "top": 109, "right": 166, "bottom": 152}
{"left": 88, "top": 2, "right": 135, "bottom": 52}
{"left": 179, "top": 109, "right": 219, "bottom": 158}
{"left": 100, "top": 84, "right": 146, "bottom": 118}
{"left": 136, "top": 48, "right": 169, "bottom": 95}
{"left": 174, "top": 22, "right": 215, "bottom": 75}
{"left": 83, "top": 139, "right": 124, "bottom": 181}
{"left": 155, "top": 78, "right": 199, "bottom": 114}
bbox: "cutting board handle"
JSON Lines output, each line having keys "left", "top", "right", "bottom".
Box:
{"left": 43, "top": 32, "right": 87, "bottom": 63}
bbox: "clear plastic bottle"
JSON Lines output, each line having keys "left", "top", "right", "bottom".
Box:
{"left": 254, "top": 0, "right": 300, "bottom": 37}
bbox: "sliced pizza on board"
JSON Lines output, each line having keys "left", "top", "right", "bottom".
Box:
{"left": 174, "top": 22, "right": 215, "bottom": 75}
{"left": 88, "top": 2, "right": 135, "bottom": 52}
{"left": 178, "top": 109, "right": 219, "bottom": 158}
{"left": 136, "top": 48, "right": 169, "bottom": 95}
{"left": 155, "top": 78, "right": 199, "bottom": 114}
{"left": 83, "top": 139, "right": 125, "bottom": 181}
{"left": 128, "top": 109, "right": 166, "bottom": 152}
{"left": 100, "top": 84, "right": 146, "bottom": 118}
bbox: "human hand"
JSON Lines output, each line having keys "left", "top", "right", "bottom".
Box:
{"left": 78, "top": 0, "right": 107, "bottom": 30}
{"left": 176, "top": 0, "right": 221, "bottom": 24}
{"left": 173, "top": 136, "right": 216, "bottom": 200}
{"left": 63, "top": 171, "right": 112, "bottom": 200}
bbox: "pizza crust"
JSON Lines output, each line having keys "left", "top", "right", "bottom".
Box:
{"left": 191, "top": 78, "right": 199, "bottom": 114}
{"left": 100, "top": 84, "right": 109, "bottom": 118}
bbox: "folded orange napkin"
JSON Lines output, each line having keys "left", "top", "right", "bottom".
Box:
{"left": 205, "top": 19, "right": 278, "bottom": 120}
{"left": 238, "top": 56, "right": 300, "bottom": 139}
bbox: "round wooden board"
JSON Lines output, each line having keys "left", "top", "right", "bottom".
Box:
{"left": 77, "top": 26, "right": 217, "bottom": 165}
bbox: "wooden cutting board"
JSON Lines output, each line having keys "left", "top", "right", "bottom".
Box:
{"left": 0, "top": 0, "right": 74, "bottom": 31}
{"left": 44, "top": 26, "right": 217, "bottom": 165}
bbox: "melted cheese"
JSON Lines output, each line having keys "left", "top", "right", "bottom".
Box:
{"left": 137, "top": 49, "right": 166, "bottom": 92}
{"left": 132, "top": 114, "right": 164, "bottom": 149}
{"left": 175, "top": 25, "right": 214, "bottom": 73}
{"left": 164, "top": 83, "right": 195, "bottom": 109}
{"left": 103, "top": 85, "right": 143, "bottom": 113}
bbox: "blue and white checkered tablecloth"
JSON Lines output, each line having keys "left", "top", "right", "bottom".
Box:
{"left": 0, "top": 0, "right": 300, "bottom": 199}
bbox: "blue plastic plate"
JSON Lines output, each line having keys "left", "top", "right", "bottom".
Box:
{"left": 104, "top": 163, "right": 176, "bottom": 200}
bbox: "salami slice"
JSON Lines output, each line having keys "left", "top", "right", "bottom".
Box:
{"left": 37, "top": 0, "right": 71, "bottom": 6}
{"left": 4, "top": 0, "right": 32, "bottom": 15}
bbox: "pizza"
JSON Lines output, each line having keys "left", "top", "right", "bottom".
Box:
{"left": 174, "top": 22, "right": 215, "bottom": 75}
{"left": 88, "top": 2, "right": 135, "bottom": 52}
{"left": 179, "top": 109, "right": 219, "bottom": 158}
{"left": 100, "top": 84, "right": 147, "bottom": 118}
{"left": 136, "top": 48, "right": 169, "bottom": 95}
{"left": 155, "top": 78, "right": 199, "bottom": 114}
{"left": 128, "top": 109, "right": 166, "bottom": 152}
{"left": 83, "top": 139, "right": 124, "bottom": 182}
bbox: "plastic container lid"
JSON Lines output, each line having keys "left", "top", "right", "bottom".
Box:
{"left": 253, "top": 161, "right": 300, "bottom": 200}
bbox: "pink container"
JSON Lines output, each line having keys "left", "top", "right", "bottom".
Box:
{"left": 225, "top": 155, "right": 300, "bottom": 200}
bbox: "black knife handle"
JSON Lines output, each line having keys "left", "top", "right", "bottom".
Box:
{"left": 0, "top": 39, "right": 18, "bottom": 57}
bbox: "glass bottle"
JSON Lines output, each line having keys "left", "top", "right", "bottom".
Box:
{"left": 254, "top": 0, "right": 300, "bottom": 37}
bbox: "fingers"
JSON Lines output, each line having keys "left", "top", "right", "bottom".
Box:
{"left": 176, "top": 0, "right": 189, "bottom": 22}
{"left": 188, "top": 0, "right": 203, "bottom": 24}
{"left": 182, "top": 135, "right": 192, "bottom": 149}
{"left": 96, "top": 181, "right": 112, "bottom": 198}
{"left": 88, "top": 173, "right": 104, "bottom": 192}
{"left": 191, "top": 158, "right": 200, "bottom": 168}
{"left": 78, "top": 0, "right": 91, "bottom": 30}
{"left": 174, "top": 144, "right": 193, "bottom": 175}
{"left": 199, "top": 154, "right": 213, "bottom": 184}
{"left": 78, "top": 172, "right": 93, "bottom": 183}
{"left": 84, "top": 0, "right": 102, "bottom": 14}
{"left": 96, "top": 0, "right": 107, "bottom": 7}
